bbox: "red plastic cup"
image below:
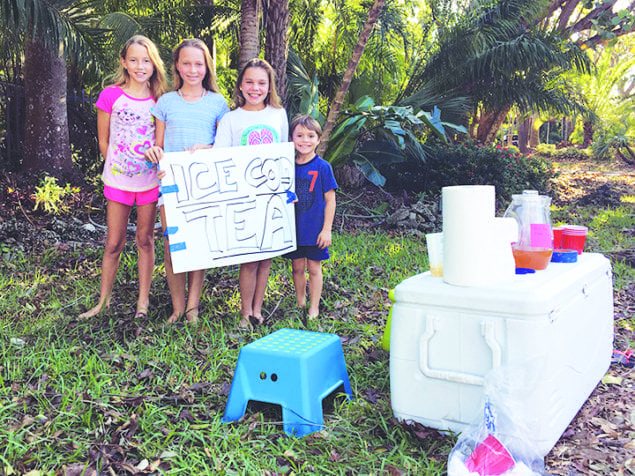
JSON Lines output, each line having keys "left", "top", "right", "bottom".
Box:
{"left": 552, "top": 226, "right": 565, "bottom": 250}
{"left": 465, "top": 434, "right": 515, "bottom": 476}
{"left": 562, "top": 225, "right": 588, "bottom": 255}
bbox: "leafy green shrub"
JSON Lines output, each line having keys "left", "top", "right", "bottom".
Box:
{"left": 535, "top": 143, "right": 557, "bottom": 157}
{"left": 551, "top": 146, "right": 592, "bottom": 161}
{"left": 32, "top": 176, "right": 80, "bottom": 215}
{"left": 591, "top": 127, "right": 635, "bottom": 162}
{"left": 381, "top": 141, "right": 556, "bottom": 203}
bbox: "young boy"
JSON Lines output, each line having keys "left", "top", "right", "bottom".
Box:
{"left": 285, "top": 115, "right": 338, "bottom": 318}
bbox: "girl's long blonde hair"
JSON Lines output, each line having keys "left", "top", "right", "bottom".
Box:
{"left": 172, "top": 39, "right": 220, "bottom": 93}
{"left": 232, "top": 58, "right": 282, "bottom": 109}
{"left": 112, "top": 35, "right": 167, "bottom": 100}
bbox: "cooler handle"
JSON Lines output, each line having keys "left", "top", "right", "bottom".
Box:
{"left": 418, "top": 316, "right": 502, "bottom": 386}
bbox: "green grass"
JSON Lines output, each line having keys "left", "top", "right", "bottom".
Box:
{"left": 0, "top": 231, "right": 453, "bottom": 475}
{"left": 1, "top": 193, "right": 633, "bottom": 474}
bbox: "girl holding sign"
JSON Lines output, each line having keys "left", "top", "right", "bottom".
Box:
{"left": 215, "top": 58, "right": 289, "bottom": 327}
{"left": 80, "top": 35, "right": 167, "bottom": 320}
{"left": 145, "top": 39, "right": 229, "bottom": 324}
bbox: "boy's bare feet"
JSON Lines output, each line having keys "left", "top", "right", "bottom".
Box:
{"left": 78, "top": 303, "right": 108, "bottom": 319}
{"left": 308, "top": 309, "right": 319, "bottom": 319}
{"left": 167, "top": 313, "right": 180, "bottom": 324}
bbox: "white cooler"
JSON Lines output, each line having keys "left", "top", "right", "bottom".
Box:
{"left": 389, "top": 253, "right": 613, "bottom": 456}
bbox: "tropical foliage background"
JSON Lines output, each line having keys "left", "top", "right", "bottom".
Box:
{"left": 1, "top": 0, "right": 634, "bottom": 186}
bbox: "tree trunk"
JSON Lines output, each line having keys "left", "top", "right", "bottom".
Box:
{"left": 582, "top": 120, "right": 593, "bottom": 148}
{"left": 264, "top": 0, "right": 289, "bottom": 105}
{"left": 317, "top": 0, "right": 385, "bottom": 157}
{"left": 529, "top": 116, "right": 541, "bottom": 149}
{"left": 517, "top": 117, "right": 533, "bottom": 154}
{"left": 22, "top": 35, "right": 73, "bottom": 178}
{"left": 616, "top": 145, "right": 635, "bottom": 166}
{"left": 475, "top": 107, "right": 509, "bottom": 144}
{"left": 238, "top": 0, "right": 261, "bottom": 71}
{"left": 549, "top": 0, "right": 634, "bottom": 47}
{"left": 562, "top": 116, "right": 573, "bottom": 143}
{"left": 199, "top": 0, "right": 216, "bottom": 72}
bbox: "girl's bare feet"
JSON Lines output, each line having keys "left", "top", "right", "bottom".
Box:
{"left": 78, "top": 302, "right": 108, "bottom": 319}
{"left": 308, "top": 309, "right": 319, "bottom": 319}
{"left": 239, "top": 316, "right": 251, "bottom": 328}
{"left": 185, "top": 308, "right": 198, "bottom": 324}
{"left": 249, "top": 315, "right": 264, "bottom": 326}
{"left": 134, "top": 307, "right": 148, "bottom": 319}
{"left": 167, "top": 313, "right": 180, "bottom": 324}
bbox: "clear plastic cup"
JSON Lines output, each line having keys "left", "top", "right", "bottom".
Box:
{"left": 426, "top": 233, "right": 443, "bottom": 277}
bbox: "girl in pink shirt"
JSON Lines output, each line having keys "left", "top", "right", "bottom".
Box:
{"left": 79, "top": 35, "right": 167, "bottom": 319}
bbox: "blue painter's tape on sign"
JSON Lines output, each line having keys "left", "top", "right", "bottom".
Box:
{"left": 164, "top": 226, "right": 179, "bottom": 235}
{"left": 286, "top": 190, "right": 297, "bottom": 204}
{"left": 161, "top": 184, "right": 179, "bottom": 194}
{"left": 169, "top": 242, "right": 187, "bottom": 252}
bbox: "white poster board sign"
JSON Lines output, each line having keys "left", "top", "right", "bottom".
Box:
{"left": 160, "top": 142, "right": 296, "bottom": 274}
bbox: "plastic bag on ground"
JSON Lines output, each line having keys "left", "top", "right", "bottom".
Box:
{"left": 447, "top": 360, "right": 546, "bottom": 476}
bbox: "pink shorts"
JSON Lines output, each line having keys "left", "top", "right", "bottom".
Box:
{"left": 104, "top": 185, "right": 159, "bottom": 206}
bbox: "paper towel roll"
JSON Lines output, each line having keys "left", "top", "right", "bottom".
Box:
{"left": 442, "top": 185, "right": 496, "bottom": 286}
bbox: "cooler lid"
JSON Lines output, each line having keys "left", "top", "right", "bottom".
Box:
{"left": 393, "top": 253, "right": 611, "bottom": 316}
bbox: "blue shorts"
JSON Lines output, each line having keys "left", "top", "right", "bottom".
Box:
{"left": 284, "top": 245, "right": 330, "bottom": 261}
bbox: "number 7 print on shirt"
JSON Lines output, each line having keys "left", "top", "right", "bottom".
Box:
{"left": 308, "top": 170, "right": 318, "bottom": 192}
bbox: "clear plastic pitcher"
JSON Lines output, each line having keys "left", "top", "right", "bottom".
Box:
{"left": 503, "top": 190, "right": 553, "bottom": 270}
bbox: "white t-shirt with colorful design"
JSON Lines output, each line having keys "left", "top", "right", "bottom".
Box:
{"left": 95, "top": 86, "right": 158, "bottom": 192}
{"left": 214, "top": 105, "right": 289, "bottom": 148}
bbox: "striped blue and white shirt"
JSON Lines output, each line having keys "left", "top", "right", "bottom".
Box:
{"left": 153, "top": 90, "right": 229, "bottom": 152}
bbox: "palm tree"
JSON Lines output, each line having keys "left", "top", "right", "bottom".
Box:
{"left": 1, "top": 0, "right": 106, "bottom": 178}
{"left": 288, "top": 0, "right": 323, "bottom": 75}
{"left": 264, "top": 0, "right": 290, "bottom": 102}
{"left": 238, "top": 0, "right": 261, "bottom": 70}
{"left": 317, "top": 0, "right": 385, "bottom": 156}
{"left": 570, "top": 43, "right": 635, "bottom": 149}
{"left": 400, "top": 0, "right": 591, "bottom": 144}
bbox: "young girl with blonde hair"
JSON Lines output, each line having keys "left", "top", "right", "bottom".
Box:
{"left": 145, "top": 38, "right": 229, "bottom": 324}
{"left": 80, "top": 35, "right": 167, "bottom": 319}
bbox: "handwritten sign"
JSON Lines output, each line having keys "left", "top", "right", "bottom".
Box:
{"left": 160, "top": 142, "right": 297, "bottom": 273}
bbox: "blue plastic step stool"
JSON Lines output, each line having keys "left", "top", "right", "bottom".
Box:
{"left": 222, "top": 328, "right": 353, "bottom": 436}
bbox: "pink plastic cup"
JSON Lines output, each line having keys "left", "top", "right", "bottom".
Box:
{"left": 465, "top": 434, "right": 515, "bottom": 476}
{"left": 552, "top": 226, "right": 565, "bottom": 250}
{"left": 562, "top": 225, "right": 588, "bottom": 255}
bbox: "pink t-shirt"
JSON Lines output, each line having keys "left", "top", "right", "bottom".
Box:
{"left": 95, "top": 86, "right": 158, "bottom": 192}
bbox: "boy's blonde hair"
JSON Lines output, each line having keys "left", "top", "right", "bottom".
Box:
{"left": 233, "top": 58, "right": 282, "bottom": 109}
{"left": 173, "top": 39, "right": 220, "bottom": 93}
{"left": 113, "top": 35, "right": 167, "bottom": 100}
{"left": 290, "top": 114, "right": 322, "bottom": 138}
